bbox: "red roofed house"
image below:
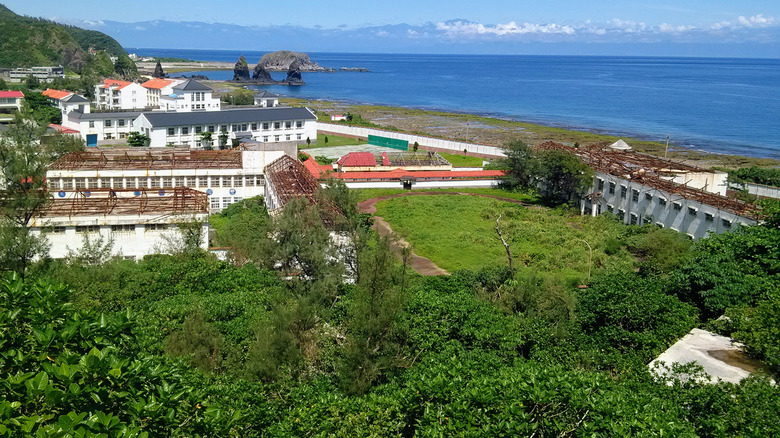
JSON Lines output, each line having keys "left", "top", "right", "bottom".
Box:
{"left": 337, "top": 152, "right": 377, "bottom": 171}
{"left": 337, "top": 151, "right": 452, "bottom": 172}
{"left": 141, "top": 78, "right": 185, "bottom": 108}
{"left": 0, "top": 90, "right": 24, "bottom": 113}
{"left": 43, "top": 88, "right": 90, "bottom": 117}
{"left": 94, "top": 79, "right": 148, "bottom": 110}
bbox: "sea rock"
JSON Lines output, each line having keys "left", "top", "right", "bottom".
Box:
{"left": 233, "top": 56, "right": 250, "bottom": 81}
{"left": 153, "top": 61, "right": 165, "bottom": 79}
{"left": 285, "top": 59, "right": 303, "bottom": 84}
{"left": 258, "top": 50, "right": 323, "bottom": 72}
{"left": 252, "top": 63, "right": 273, "bottom": 82}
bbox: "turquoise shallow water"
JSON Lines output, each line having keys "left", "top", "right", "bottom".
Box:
{"left": 130, "top": 48, "right": 780, "bottom": 159}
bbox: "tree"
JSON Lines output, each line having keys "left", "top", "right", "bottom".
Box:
{"left": 65, "top": 232, "right": 115, "bottom": 265}
{"left": 535, "top": 149, "right": 594, "bottom": 204}
{"left": 113, "top": 55, "right": 138, "bottom": 80}
{"left": 22, "top": 91, "right": 61, "bottom": 125}
{"left": 218, "top": 132, "right": 228, "bottom": 149}
{"left": 127, "top": 131, "right": 150, "bottom": 147}
{"left": 200, "top": 131, "right": 213, "bottom": 149}
{"left": 499, "top": 139, "right": 537, "bottom": 190}
{"left": 24, "top": 74, "right": 40, "bottom": 90}
{"left": 0, "top": 77, "right": 7, "bottom": 89}
{"left": 0, "top": 113, "right": 52, "bottom": 276}
{"left": 306, "top": 137, "right": 311, "bottom": 146}
{"left": 413, "top": 141, "right": 419, "bottom": 152}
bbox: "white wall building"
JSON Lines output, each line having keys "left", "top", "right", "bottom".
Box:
{"left": 47, "top": 147, "right": 289, "bottom": 212}
{"left": 141, "top": 78, "right": 185, "bottom": 108}
{"left": 62, "top": 111, "right": 141, "bottom": 146}
{"left": 254, "top": 91, "right": 280, "bottom": 107}
{"left": 9, "top": 66, "right": 64, "bottom": 83}
{"left": 133, "top": 107, "right": 317, "bottom": 149}
{"left": 31, "top": 187, "right": 210, "bottom": 260}
{"left": 581, "top": 171, "right": 757, "bottom": 240}
{"left": 94, "top": 79, "right": 148, "bottom": 110}
{"left": 43, "top": 89, "right": 91, "bottom": 118}
{"left": 0, "top": 90, "right": 24, "bottom": 112}
{"left": 158, "top": 80, "right": 221, "bottom": 112}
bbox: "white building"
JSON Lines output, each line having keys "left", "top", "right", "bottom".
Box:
{"left": 94, "top": 79, "right": 148, "bottom": 110}
{"left": 47, "top": 147, "right": 290, "bottom": 212}
{"left": 43, "top": 89, "right": 91, "bottom": 117}
{"left": 158, "top": 79, "right": 221, "bottom": 112}
{"left": 62, "top": 111, "right": 142, "bottom": 146}
{"left": 31, "top": 187, "right": 210, "bottom": 260}
{"left": 254, "top": 90, "right": 280, "bottom": 107}
{"left": 141, "top": 78, "right": 186, "bottom": 109}
{"left": 0, "top": 90, "right": 24, "bottom": 112}
{"left": 9, "top": 66, "right": 64, "bottom": 83}
{"left": 133, "top": 107, "right": 317, "bottom": 148}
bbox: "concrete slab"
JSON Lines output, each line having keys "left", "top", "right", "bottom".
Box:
{"left": 649, "top": 328, "right": 772, "bottom": 385}
{"left": 302, "top": 144, "right": 403, "bottom": 159}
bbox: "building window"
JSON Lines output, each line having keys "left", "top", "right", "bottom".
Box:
{"left": 285, "top": 121, "right": 292, "bottom": 129}
{"left": 63, "top": 179, "right": 73, "bottom": 189}
{"left": 104, "top": 133, "right": 113, "bottom": 140}
{"left": 104, "top": 120, "right": 112, "bottom": 127}
{"left": 617, "top": 209, "right": 625, "bottom": 220}
{"left": 199, "top": 176, "right": 208, "bottom": 188}
{"left": 722, "top": 219, "right": 732, "bottom": 228}
{"left": 262, "top": 123, "right": 269, "bottom": 130}
{"left": 210, "top": 197, "right": 220, "bottom": 209}
{"left": 659, "top": 198, "right": 667, "bottom": 206}
{"left": 645, "top": 193, "right": 653, "bottom": 201}
{"left": 297, "top": 134, "right": 302, "bottom": 140}
{"left": 195, "top": 126, "right": 202, "bottom": 134}
{"left": 251, "top": 123, "right": 257, "bottom": 131}
{"left": 705, "top": 213, "right": 714, "bottom": 222}
{"left": 111, "top": 224, "right": 135, "bottom": 233}
{"left": 138, "top": 178, "right": 148, "bottom": 188}
{"left": 49, "top": 179, "right": 61, "bottom": 190}
{"left": 119, "top": 133, "right": 127, "bottom": 139}
{"left": 607, "top": 204, "right": 614, "bottom": 213}
{"left": 220, "top": 125, "right": 227, "bottom": 132}
{"left": 285, "top": 134, "right": 291, "bottom": 141}
{"left": 656, "top": 222, "right": 664, "bottom": 228}
{"left": 118, "top": 119, "right": 125, "bottom": 127}
{"left": 255, "top": 176, "right": 264, "bottom": 186}
{"left": 76, "top": 225, "right": 100, "bottom": 233}
{"left": 168, "top": 128, "right": 175, "bottom": 136}
{"left": 274, "top": 135, "right": 280, "bottom": 142}
{"left": 145, "top": 224, "right": 168, "bottom": 232}
{"left": 262, "top": 136, "right": 268, "bottom": 142}
{"left": 673, "top": 202, "right": 682, "bottom": 211}
{"left": 643, "top": 216, "right": 653, "bottom": 224}
{"left": 234, "top": 177, "right": 244, "bottom": 187}
{"left": 49, "top": 226, "right": 66, "bottom": 234}
{"left": 174, "top": 177, "right": 184, "bottom": 187}
{"left": 296, "top": 121, "right": 303, "bottom": 128}
{"left": 246, "top": 176, "right": 255, "bottom": 187}
{"left": 208, "top": 126, "right": 215, "bottom": 133}
{"left": 75, "top": 178, "right": 86, "bottom": 189}
{"left": 620, "top": 185, "right": 627, "bottom": 198}
{"left": 631, "top": 189, "right": 639, "bottom": 202}
{"left": 608, "top": 182, "right": 615, "bottom": 194}
{"left": 162, "top": 177, "right": 172, "bottom": 188}
{"left": 222, "top": 176, "right": 231, "bottom": 187}
{"left": 222, "top": 197, "right": 232, "bottom": 208}
{"left": 150, "top": 178, "right": 160, "bottom": 188}
{"left": 688, "top": 207, "right": 697, "bottom": 216}
{"left": 210, "top": 176, "right": 220, "bottom": 187}
{"left": 274, "top": 122, "right": 281, "bottom": 129}
{"left": 88, "top": 178, "right": 98, "bottom": 189}
{"left": 630, "top": 213, "right": 638, "bottom": 225}
{"left": 182, "top": 127, "right": 189, "bottom": 135}
{"left": 89, "top": 121, "right": 95, "bottom": 128}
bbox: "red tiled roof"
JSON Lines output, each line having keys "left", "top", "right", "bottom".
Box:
{"left": 48, "top": 124, "right": 80, "bottom": 134}
{"left": 335, "top": 169, "right": 505, "bottom": 181}
{"left": 100, "top": 79, "right": 133, "bottom": 90}
{"left": 381, "top": 152, "right": 390, "bottom": 166}
{"left": 0, "top": 90, "right": 24, "bottom": 98}
{"left": 303, "top": 157, "right": 334, "bottom": 179}
{"left": 42, "top": 89, "right": 71, "bottom": 100}
{"left": 141, "top": 78, "right": 172, "bottom": 89}
{"left": 338, "top": 152, "right": 377, "bottom": 167}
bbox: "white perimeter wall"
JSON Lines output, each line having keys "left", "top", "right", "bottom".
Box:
{"left": 316, "top": 122, "right": 507, "bottom": 158}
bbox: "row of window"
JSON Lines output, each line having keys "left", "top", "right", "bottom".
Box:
{"left": 48, "top": 175, "right": 264, "bottom": 190}
{"left": 88, "top": 119, "right": 128, "bottom": 128}
{"left": 166, "top": 120, "right": 304, "bottom": 136}
{"left": 44, "top": 224, "right": 174, "bottom": 234}
{"left": 210, "top": 196, "right": 243, "bottom": 210}
{"left": 605, "top": 203, "right": 731, "bottom": 227}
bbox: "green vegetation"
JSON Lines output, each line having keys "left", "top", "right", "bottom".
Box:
{"left": 301, "top": 133, "right": 364, "bottom": 148}
{"left": 354, "top": 187, "right": 539, "bottom": 202}
{"left": 220, "top": 89, "right": 254, "bottom": 106}
{"left": 374, "top": 195, "right": 635, "bottom": 278}
{"left": 728, "top": 166, "right": 780, "bottom": 187}
{"left": 437, "top": 151, "right": 485, "bottom": 167}
{"left": 0, "top": 4, "right": 135, "bottom": 78}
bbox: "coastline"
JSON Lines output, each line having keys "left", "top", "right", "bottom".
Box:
{"left": 201, "top": 80, "right": 778, "bottom": 169}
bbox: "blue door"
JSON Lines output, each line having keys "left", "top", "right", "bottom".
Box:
{"left": 86, "top": 134, "right": 97, "bottom": 147}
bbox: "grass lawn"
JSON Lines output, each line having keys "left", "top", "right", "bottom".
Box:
{"left": 437, "top": 152, "right": 486, "bottom": 167}
{"left": 303, "top": 134, "right": 364, "bottom": 148}
{"left": 374, "top": 195, "right": 635, "bottom": 284}
{"left": 355, "top": 188, "right": 540, "bottom": 203}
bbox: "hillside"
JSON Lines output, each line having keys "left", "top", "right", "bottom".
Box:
{"left": 0, "top": 4, "right": 135, "bottom": 76}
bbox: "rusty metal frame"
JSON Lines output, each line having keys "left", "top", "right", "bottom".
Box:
{"left": 265, "top": 155, "right": 319, "bottom": 207}
{"left": 50, "top": 148, "right": 242, "bottom": 171}
{"left": 43, "top": 187, "right": 209, "bottom": 218}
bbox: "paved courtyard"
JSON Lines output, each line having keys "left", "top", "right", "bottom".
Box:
{"left": 302, "top": 144, "right": 403, "bottom": 159}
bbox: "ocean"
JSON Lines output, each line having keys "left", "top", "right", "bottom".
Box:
{"left": 129, "top": 48, "right": 780, "bottom": 159}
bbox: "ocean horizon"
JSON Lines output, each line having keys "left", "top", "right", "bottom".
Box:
{"left": 129, "top": 48, "right": 780, "bottom": 160}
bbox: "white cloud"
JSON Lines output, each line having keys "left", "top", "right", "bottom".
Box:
{"left": 737, "top": 14, "right": 775, "bottom": 28}
{"left": 376, "top": 30, "right": 390, "bottom": 37}
{"left": 658, "top": 23, "right": 695, "bottom": 33}
{"left": 435, "top": 20, "right": 575, "bottom": 36}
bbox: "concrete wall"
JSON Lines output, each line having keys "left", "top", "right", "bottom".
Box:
{"left": 316, "top": 122, "right": 507, "bottom": 158}
{"left": 582, "top": 172, "right": 756, "bottom": 240}
{"left": 664, "top": 171, "right": 728, "bottom": 196}
{"left": 730, "top": 182, "right": 780, "bottom": 200}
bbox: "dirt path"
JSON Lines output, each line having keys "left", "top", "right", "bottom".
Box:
{"left": 357, "top": 191, "right": 534, "bottom": 276}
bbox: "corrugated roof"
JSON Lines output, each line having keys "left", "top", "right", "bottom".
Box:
{"left": 335, "top": 169, "right": 505, "bottom": 181}
{"left": 100, "top": 79, "right": 133, "bottom": 90}
{"left": 0, "top": 90, "right": 24, "bottom": 98}
{"left": 139, "top": 107, "right": 316, "bottom": 127}
{"left": 338, "top": 152, "right": 377, "bottom": 167}
{"left": 172, "top": 79, "right": 212, "bottom": 91}
{"left": 42, "top": 89, "right": 70, "bottom": 100}
{"left": 61, "top": 94, "right": 89, "bottom": 104}
{"left": 255, "top": 90, "right": 280, "bottom": 98}
{"left": 141, "top": 78, "right": 173, "bottom": 90}
{"left": 69, "top": 110, "right": 143, "bottom": 120}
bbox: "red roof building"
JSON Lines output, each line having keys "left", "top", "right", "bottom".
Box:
{"left": 0, "top": 90, "right": 24, "bottom": 98}
{"left": 337, "top": 152, "right": 377, "bottom": 168}
{"left": 141, "top": 78, "right": 173, "bottom": 90}
{"left": 42, "top": 89, "right": 72, "bottom": 100}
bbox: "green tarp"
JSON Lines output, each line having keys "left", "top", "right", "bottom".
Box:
{"left": 368, "top": 135, "right": 409, "bottom": 150}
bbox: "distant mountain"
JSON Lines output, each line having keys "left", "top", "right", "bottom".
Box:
{"left": 0, "top": 4, "right": 135, "bottom": 76}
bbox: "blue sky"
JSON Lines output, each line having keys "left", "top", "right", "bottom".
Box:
{"left": 4, "top": 1, "right": 779, "bottom": 56}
